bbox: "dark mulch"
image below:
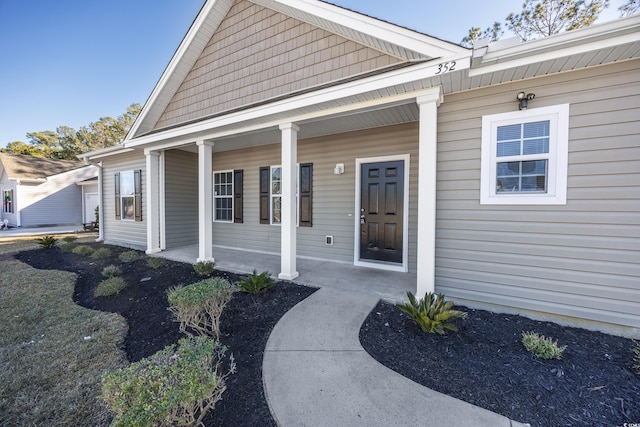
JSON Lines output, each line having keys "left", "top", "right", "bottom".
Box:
{"left": 16, "top": 242, "right": 317, "bottom": 427}
{"left": 360, "top": 300, "right": 640, "bottom": 427}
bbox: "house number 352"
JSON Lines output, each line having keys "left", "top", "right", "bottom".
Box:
{"left": 435, "top": 61, "right": 456, "bottom": 74}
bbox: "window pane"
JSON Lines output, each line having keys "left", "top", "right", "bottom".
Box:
{"left": 215, "top": 197, "right": 233, "bottom": 221}
{"left": 272, "top": 196, "right": 281, "bottom": 224}
{"left": 122, "top": 196, "right": 135, "bottom": 219}
{"left": 523, "top": 121, "right": 549, "bottom": 138}
{"left": 497, "top": 124, "right": 521, "bottom": 142}
{"left": 523, "top": 138, "right": 549, "bottom": 155}
{"left": 272, "top": 181, "right": 281, "bottom": 195}
{"left": 497, "top": 141, "right": 521, "bottom": 157}
{"left": 496, "top": 160, "right": 547, "bottom": 193}
{"left": 121, "top": 171, "right": 134, "bottom": 195}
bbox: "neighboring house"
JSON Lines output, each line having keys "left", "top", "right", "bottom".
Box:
{"left": 0, "top": 152, "right": 98, "bottom": 227}
{"left": 82, "top": 0, "right": 640, "bottom": 335}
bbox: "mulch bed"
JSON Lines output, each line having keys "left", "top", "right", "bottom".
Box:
{"left": 16, "top": 241, "right": 317, "bottom": 427}
{"left": 359, "top": 300, "right": 640, "bottom": 427}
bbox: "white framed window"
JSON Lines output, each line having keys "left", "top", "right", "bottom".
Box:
{"left": 271, "top": 166, "right": 282, "bottom": 225}
{"left": 120, "top": 171, "right": 136, "bottom": 220}
{"left": 213, "top": 170, "right": 233, "bottom": 222}
{"left": 480, "top": 104, "right": 569, "bottom": 205}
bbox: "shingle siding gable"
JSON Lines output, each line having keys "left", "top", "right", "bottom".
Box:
{"left": 153, "top": 0, "right": 403, "bottom": 130}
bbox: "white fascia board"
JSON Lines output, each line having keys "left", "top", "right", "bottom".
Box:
{"left": 471, "top": 15, "right": 640, "bottom": 76}
{"left": 125, "top": 54, "right": 471, "bottom": 149}
{"left": 128, "top": 0, "right": 230, "bottom": 139}
{"left": 263, "top": 0, "right": 468, "bottom": 58}
{"left": 82, "top": 147, "right": 136, "bottom": 161}
{"left": 470, "top": 32, "right": 640, "bottom": 77}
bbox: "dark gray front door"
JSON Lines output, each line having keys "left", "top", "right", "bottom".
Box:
{"left": 360, "top": 160, "right": 404, "bottom": 264}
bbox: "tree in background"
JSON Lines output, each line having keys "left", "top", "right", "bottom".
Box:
{"left": 2, "top": 103, "right": 142, "bottom": 161}
{"left": 618, "top": 0, "right": 639, "bottom": 16}
{"left": 462, "top": 0, "right": 610, "bottom": 46}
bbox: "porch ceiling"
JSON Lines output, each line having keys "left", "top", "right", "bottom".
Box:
{"left": 177, "top": 100, "right": 419, "bottom": 153}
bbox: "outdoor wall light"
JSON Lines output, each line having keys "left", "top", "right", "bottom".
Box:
{"left": 517, "top": 91, "right": 535, "bottom": 110}
{"left": 334, "top": 163, "right": 345, "bottom": 175}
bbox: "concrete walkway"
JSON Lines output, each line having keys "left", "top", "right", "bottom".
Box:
{"left": 263, "top": 287, "right": 529, "bottom": 427}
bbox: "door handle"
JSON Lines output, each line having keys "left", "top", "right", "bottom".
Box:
{"left": 360, "top": 215, "right": 366, "bottom": 224}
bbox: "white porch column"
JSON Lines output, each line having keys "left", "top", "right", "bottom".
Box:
{"left": 416, "top": 87, "right": 443, "bottom": 296}
{"left": 278, "top": 123, "right": 299, "bottom": 280}
{"left": 145, "top": 150, "right": 162, "bottom": 254}
{"left": 196, "top": 141, "right": 214, "bottom": 263}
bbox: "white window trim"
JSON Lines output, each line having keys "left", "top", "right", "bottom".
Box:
{"left": 269, "top": 165, "right": 300, "bottom": 226}
{"left": 480, "top": 104, "right": 569, "bottom": 205}
{"left": 213, "top": 170, "right": 234, "bottom": 223}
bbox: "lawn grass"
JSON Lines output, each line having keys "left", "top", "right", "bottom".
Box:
{"left": 0, "top": 258, "right": 128, "bottom": 426}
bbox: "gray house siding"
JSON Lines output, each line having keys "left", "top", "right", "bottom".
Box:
{"left": 19, "top": 167, "right": 97, "bottom": 227}
{"left": 102, "top": 152, "right": 147, "bottom": 250}
{"left": 164, "top": 150, "right": 199, "bottom": 249}
{"left": 434, "top": 59, "right": 640, "bottom": 329}
{"left": 211, "top": 123, "right": 420, "bottom": 270}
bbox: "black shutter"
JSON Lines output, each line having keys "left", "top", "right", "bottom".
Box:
{"left": 134, "top": 169, "right": 142, "bottom": 222}
{"left": 234, "top": 169, "right": 243, "bottom": 223}
{"left": 114, "top": 172, "right": 121, "bottom": 220}
{"left": 299, "top": 163, "right": 313, "bottom": 227}
{"left": 259, "top": 166, "right": 270, "bottom": 224}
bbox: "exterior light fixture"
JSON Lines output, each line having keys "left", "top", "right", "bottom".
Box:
{"left": 334, "top": 163, "right": 344, "bottom": 175}
{"left": 517, "top": 91, "right": 535, "bottom": 110}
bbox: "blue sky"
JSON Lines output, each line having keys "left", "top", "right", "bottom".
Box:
{"left": 0, "top": 0, "right": 625, "bottom": 146}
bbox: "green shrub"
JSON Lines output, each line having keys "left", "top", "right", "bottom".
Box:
{"left": 147, "top": 257, "right": 165, "bottom": 269}
{"left": 62, "top": 236, "right": 77, "bottom": 243}
{"left": 193, "top": 260, "right": 215, "bottom": 276}
{"left": 118, "top": 250, "right": 140, "bottom": 263}
{"left": 522, "top": 331, "right": 567, "bottom": 360}
{"left": 72, "top": 245, "right": 95, "bottom": 256}
{"left": 94, "top": 277, "right": 127, "bottom": 297}
{"left": 167, "top": 278, "right": 234, "bottom": 340}
{"left": 37, "top": 235, "right": 57, "bottom": 249}
{"left": 90, "top": 247, "right": 111, "bottom": 260}
{"left": 102, "top": 336, "right": 234, "bottom": 427}
{"left": 102, "top": 265, "right": 122, "bottom": 279}
{"left": 237, "top": 270, "right": 275, "bottom": 294}
{"left": 57, "top": 241, "right": 75, "bottom": 253}
{"left": 632, "top": 340, "right": 639, "bottom": 375}
{"left": 397, "top": 292, "right": 467, "bottom": 335}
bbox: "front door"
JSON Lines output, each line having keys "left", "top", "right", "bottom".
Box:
{"left": 360, "top": 161, "right": 404, "bottom": 264}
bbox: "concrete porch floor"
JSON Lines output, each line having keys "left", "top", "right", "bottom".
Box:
{"left": 157, "top": 245, "right": 416, "bottom": 303}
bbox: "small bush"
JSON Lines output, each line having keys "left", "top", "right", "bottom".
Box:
{"left": 168, "top": 278, "right": 234, "bottom": 340}
{"left": 632, "top": 340, "right": 640, "bottom": 375}
{"left": 237, "top": 270, "right": 275, "bottom": 294}
{"left": 118, "top": 250, "right": 140, "bottom": 263}
{"left": 62, "top": 236, "right": 77, "bottom": 243}
{"left": 147, "top": 257, "right": 166, "bottom": 269}
{"left": 397, "top": 292, "right": 467, "bottom": 335}
{"left": 102, "top": 265, "right": 122, "bottom": 278}
{"left": 57, "top": 241, "right": 75, "bottom": 253}
{"left": 522, "top": 331, "right": 567, "bottom": 360}
{"left": 94, "top": 277, "right": 127, "bottom": 297}
{"left": 72, "top": 245, "right": 95, "bottom": 256}
{"left": 37, "top": 235, "right": 57, "bottom": 249}
{"left": 102, "top": 336, "right": 234, "bottom": 427}
{"left": 90, "top": 247, "right": 111, "bottom": 260}
{"left": 193, "top": 260, "right": 215, "bottom": 276}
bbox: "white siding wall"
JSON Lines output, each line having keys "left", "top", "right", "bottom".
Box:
{"left": 435, "top": 59, "right": 640, "bottom": 329}
{"left": 211, "top": 123, "right": 420, "bottom": 270}
{"left": 164, "top": 150, "right": 199, "bottom": 249}
{"left": 102, "top": 153, "right": 147, "bottom": 250}
{"left": 17, "top": 166, "right": 97, "bottom": 227}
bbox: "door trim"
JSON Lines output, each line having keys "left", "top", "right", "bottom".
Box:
{"left": 354, "top": 154, "right": 410, "bottom": 272}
